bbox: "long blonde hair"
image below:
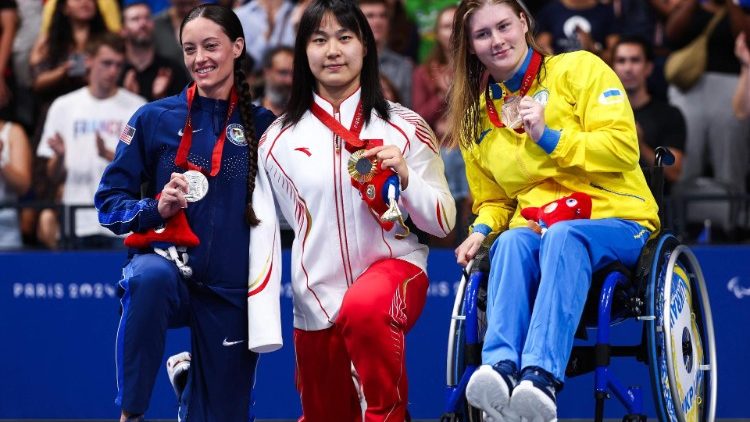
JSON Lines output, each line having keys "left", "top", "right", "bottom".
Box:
{"left": 446, "top": 0, "right": 547, "bottom": 150}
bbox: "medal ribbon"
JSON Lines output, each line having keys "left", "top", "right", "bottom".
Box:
{"left": 485, "top": 50, "right": 543, "bottom": 134}
{"left": 174, "top": 83, "right": 238, "bottom": 176}
{"left": 310, "top": 100, "right": 366, "bottom": 152}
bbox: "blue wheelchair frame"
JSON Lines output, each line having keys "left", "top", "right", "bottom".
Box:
{"left": 444, "top": 262, "right": 485, "bottom": 422}
{"left": 441, "top": 149, "right": 717, "bottom": 422}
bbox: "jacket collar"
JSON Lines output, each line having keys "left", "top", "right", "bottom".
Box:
{"left": 312, "top": 88, "right": 362, "bottom": 127}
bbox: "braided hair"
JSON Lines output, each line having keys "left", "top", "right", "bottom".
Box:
{"left": 180, "top": 4, "right": 260, "bottom": 226}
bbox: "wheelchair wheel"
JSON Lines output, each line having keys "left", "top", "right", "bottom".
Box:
{"left": 445, "top": 260, "right": 488, "bottom": 422}
{"left": 646, "top": 235, "right": 718, "bottom": 422}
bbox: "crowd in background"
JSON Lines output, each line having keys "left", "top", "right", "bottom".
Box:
{"left": 1, "top": 0, "right": 750, "bottom": 250}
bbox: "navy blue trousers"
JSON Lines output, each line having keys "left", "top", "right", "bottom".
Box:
{"left": 116, "top": 253, "right": 258, "bottom": 421}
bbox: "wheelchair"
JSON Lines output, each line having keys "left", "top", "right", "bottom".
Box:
{"left": 441, "top": 148, "right": 718, "bottom": 422}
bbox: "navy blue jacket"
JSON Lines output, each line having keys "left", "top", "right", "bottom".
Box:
{"left": 96, "top": 87, "right": 276, "bottom": 287}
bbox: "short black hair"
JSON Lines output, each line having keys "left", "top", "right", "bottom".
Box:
{"left": 614, "top": 34, "right": 654, "bottom": 62}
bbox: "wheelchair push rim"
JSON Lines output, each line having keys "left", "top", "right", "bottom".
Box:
{"left": 648, "top": 242, "right": 718, "bottom": 422}
{"left": 444, "top": 259, "right": 485, "bottom": 422}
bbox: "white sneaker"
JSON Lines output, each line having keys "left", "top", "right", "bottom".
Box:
{"left": 465, "top": 364, "right": 520, "bottom": 422}
{"left": 510, "top": 379, "right": 558, "bottom": 422}
{"left": 166, "top": 351, "right": 191, "bottom": 399}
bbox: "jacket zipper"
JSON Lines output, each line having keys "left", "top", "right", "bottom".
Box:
{"left": 332, "top": 111, "right": 353, "bottom": 286}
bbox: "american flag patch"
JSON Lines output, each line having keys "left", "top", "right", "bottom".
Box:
{"left": 119, "top": 124, "right": 136, "bottom": 145}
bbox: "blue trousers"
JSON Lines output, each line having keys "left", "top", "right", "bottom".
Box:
{"left": 482, "top": 219, "right": 649, "bottom": 382}
{"left": 116, "top": 254, "right": 259, "bottom": 421}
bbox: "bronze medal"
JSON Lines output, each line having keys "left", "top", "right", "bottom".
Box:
{"left": 501, "top": 95, "right": 523, "bottom": 130}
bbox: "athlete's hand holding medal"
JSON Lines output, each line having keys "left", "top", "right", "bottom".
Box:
{"left": 517, "top": 96, "right": 546, "bottom": 142}
{"left": 157, "top": 170, "right": 209, "bottom": 219}
{"left": 311, "top": 100, "right": 411, "bottom": 239}
{"left": 362, "top": 145, "right": 409, "bottom": 189}
{"left": 485, "top": 49, "right": 546, "bottom": 141}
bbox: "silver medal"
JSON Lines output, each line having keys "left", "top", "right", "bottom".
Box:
{"left": 183, "top": 170, "right": 208, "bottom": 202}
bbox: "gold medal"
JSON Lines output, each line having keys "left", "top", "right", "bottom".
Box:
{"left": 501, "top": 95, "right": 523, "bottom": 130}
{"left": 347, "top": 149, "right": 378, "bottom": 183}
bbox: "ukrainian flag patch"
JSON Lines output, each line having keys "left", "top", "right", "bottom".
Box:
{"left": 598, "top": 88, "right": 625, "bottom": 105}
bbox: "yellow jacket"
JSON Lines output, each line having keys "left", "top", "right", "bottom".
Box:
{"left": 463, "top": 50, "right": 659, "bottom": 235}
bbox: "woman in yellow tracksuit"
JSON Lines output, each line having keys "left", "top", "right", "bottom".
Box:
{"left": 448, "top": 1, "right": 660, "bottom": 420}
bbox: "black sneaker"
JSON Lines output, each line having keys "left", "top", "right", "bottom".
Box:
{"left": 465, "top": 360, "right": 520, "bottom": 421}
{"left": 510, "top": 366, "right": 562, "bottom": 421}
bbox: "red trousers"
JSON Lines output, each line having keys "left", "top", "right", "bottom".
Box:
{"left": 294, "top": 258, "right": 429, "bottom": 422}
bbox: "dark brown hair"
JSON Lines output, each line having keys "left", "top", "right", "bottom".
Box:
{"left": 180, "top": 4, "right": 261, "bottom": 226}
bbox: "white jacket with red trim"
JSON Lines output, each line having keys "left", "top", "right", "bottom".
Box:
{"left": 259, "top": 90, "right": 456, "bottom": 331}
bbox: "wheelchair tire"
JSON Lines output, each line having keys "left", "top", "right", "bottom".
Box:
{"left": 645, "top": 235, "right": 717, "bottom": 422}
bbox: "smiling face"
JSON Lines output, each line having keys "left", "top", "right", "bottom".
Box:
{"left": 467, "top": 2, "right": 529, "bottom": 82}
{"left": 306, "top": 12, "right": 366, "bottom": 102}
{"left": 181, "top": 17, "right": 244, "bottom": 99}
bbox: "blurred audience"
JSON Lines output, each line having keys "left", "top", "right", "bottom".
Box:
{"left": 536, "top": 0, "right": 620, "bottom": 63}
{"left": 10, "top": 0, "right": 41, "bottom": 132}
{"left": 35, "top": 34, "right": 145, "bottom": 248}
{"left": 0, "top": 0, "right": 17, "bottom": 121}
{"left": 30, "top": 0, "right": 107, "bottom": 104}
{"left": 0, "top": 118, "right": 31, "bottom": 249}
{"left": 400, "top": 0, "right": 453, "bottom": 62}
{"left": 666, "top": 0, "right": 750, "bottom": 196}
{"left": 384, "top": 0, "right": 420, "bottom": 62}
{"left": 380, "top": 73, "right": 402, "bottom": 103}
{"left": 257, "top": 45, "right": 293, "bottom": 116}
{"left": 41, "top": 0, "right": 121, "bottom": 34}
{"left": 120, "top": 1, "right": 188, "bottom": 101}
{"left": 359, "top": 0, "right": 413, "bottom": 106}
{"left": 26, "top": 0, "right": 110, "bottom": 247}
{"left": 613, "top": 35, "right": 685, "bottom": 190}
{"left": 412, "top": 4, "right": 471, "bottom": 246}
{"left": 235, "top": 0, "right": 296, "bottom": 72}
{"left": 3, "top": 0, "right": 750, "bottom": 248}
{"left": 734, "top": 31, "right": 750, "bottom": 119}
{"left": 613, "top": 0, "right": 670, "bottom": 99}
{"left": 152, "top": 0, "right": 196, "bottom": 79}
{"left": 289, "top": 0, "right": 312, "bottom": 33}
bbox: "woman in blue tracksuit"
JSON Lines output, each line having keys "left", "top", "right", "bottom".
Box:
{"left": 95, "top": 5, "right": 279, "bottom": 421}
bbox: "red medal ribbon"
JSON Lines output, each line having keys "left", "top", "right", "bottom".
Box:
{"left": 311, "top": 100, "right": 366, "bottom": 152}
{"left": 485, "top": 50, "right": 543, "bottom": 134}
{"left": 174, "top": 83, "right": 238, "bottom": 176}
